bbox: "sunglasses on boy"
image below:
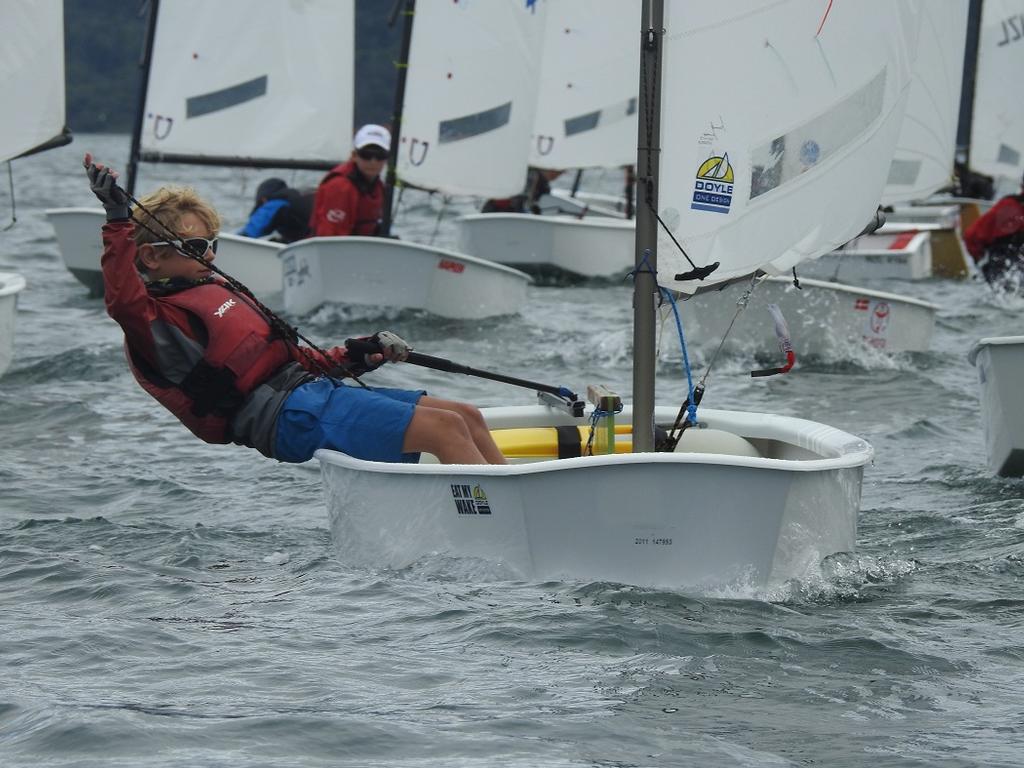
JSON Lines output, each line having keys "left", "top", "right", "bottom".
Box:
{"left": 356, "top": 146, "right": 389, "bottom": 161}
{"left": 150, "top": 237, "right": 219, "bottom": 256}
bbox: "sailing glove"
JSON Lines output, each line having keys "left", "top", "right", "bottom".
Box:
{"left": 86, "top": 161, "right": 131, "bottom": 221}
{"left": 373, "top": 330, "right": 411, "bottom": 362}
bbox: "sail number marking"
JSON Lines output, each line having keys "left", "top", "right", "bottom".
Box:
{"left": 634, "top": 537, "right": 673, "bottom": 546}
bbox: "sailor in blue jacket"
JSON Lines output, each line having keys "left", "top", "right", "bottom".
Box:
{"left": 238, "top": 178, "right": 314, "bottom": 244}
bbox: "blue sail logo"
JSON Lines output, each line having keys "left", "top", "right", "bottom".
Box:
{"left": 691, "top": 153, "right": 735, "bottom": 214}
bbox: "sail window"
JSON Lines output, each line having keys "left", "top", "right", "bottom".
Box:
{"left": 997, "top": 143, "right": 1021, "bottom": 167}
{"left": 750, "top": 69, "right": 887, "bottom": 199}
{"left": 564, "top": 97, "right": 637, "bottom": 137}
{"left": 886, "top": 158, "right": 921, "bottom": 186}
{"left": 186, "top": 76, "right": 268, "bottom": 119}
{"left": 439, "top": 102, "right": 512, "bottom": 143}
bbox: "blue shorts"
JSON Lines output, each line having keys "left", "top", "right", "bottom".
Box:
{"left": 273, "top": 379, "right": 426, "bottom": 463}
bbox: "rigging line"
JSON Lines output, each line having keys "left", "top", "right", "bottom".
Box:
{"left": 2, "top": 162, "right": 15, "bottom": 231}
{"left": 815, "top": 0, "right": 834, "bottom": 37}
{"left": 429, "top": 194, "right": 448, "bottom": 246}
{"left": 123, "top": 188, "right": 362, "bottom": 383}
{"left": 697, "top": 273, "right": 764, "bottom": 390}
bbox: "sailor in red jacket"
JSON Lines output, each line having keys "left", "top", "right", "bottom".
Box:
{"left": 84, "top": 153, "right": 506, "bottom": 465}
{"left": 963, "top": 173, "right": 1024, "bottom": 284}
{"left": 310, "top": 124, "right": 390, "bottom": 237}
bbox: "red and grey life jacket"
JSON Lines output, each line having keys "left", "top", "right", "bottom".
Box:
{"left": 127, "top": 281, "right": 308, "bottom": 455}
{"left": 316, "top": 161, "right": 384, "bottom": 235}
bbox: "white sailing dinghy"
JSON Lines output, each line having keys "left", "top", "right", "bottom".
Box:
{"left": 45, "top": 208, "right": 285, "bottom": 299}
{"left": 803, "top": 0, "right": 971, "bottom": 282}
{"left": 280, "top": 0, "right": 535, "bottom": 319}
{"left": 456, "top": 0, "right": 640, "bottom": 280}
{"left": 968, "top": 336, "right": 1024, "bottom": 477}
{"left": 0, "top": 272, "right": 27, "bottom": 378}
{"left": 679, "top": 276, "right": 936, "bottom": 359}
{"left": 315, "top": 1, "right": 923, "bottom": 589}
{"left": 2, "top": 0, "right": 72, "bottom": 376}
{"left": 46, "top": 0, "right": 353, "bottom": 305}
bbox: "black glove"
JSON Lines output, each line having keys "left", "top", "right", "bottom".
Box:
{"left": 85, "top": 160, "right": 131, "bottom": 221}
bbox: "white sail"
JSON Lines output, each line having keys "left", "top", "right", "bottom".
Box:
{"left": 529, "top": 0, "right": 640, "bottom": 170}
{"left": 0, "top": 0, "right": 67, "bottom": 162}
{"left": 658, "top": 1, "right": 920, "bottom": 292}
{"left": 969, "top": 0, "right": 1024, "bottom": 187}
{"left": 881, "top": 1, "right": 969, "bottom": 205}
{"left": 140, "top": 0, "right": 353, "bottom": 166}
{"left": 397, "top": 0, "right": 547, "bottom": 196}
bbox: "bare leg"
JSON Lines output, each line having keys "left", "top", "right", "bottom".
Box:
{"left": 402, "top": 404, "right": 488, "bottom": 464}
{"left": 418, "top": 396, "right": 507, "bottom": 465}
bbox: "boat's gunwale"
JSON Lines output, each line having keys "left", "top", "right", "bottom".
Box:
{"left": 455, "top": 211, "right": 636, "bottom": 232}
{"left": 278, "top": 235, "right": 534, "bottom": 281}
{"left": 0, "top": 272, "right": 26, "bottom": 299}
{"left": 757, "top": 275, "right": 939, "bottom": 310}
{"left": 968, "top": 335, "right": 1024, "bottom": 365}
{"left": 316, "top": 405, "right": 873, "bottom": 476}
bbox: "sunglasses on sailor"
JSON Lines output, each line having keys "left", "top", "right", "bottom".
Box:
{"left": 356, "top": 146, "right": 389, "bottom": 161}
{"left": 150, "top": 237, "right": 219, "bottom": 256}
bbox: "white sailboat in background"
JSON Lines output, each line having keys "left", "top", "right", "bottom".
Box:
{"left": 806, "top": 0, "right": 974, "bottom": 282}
{"left": 966, "top": 0, "right": 1024, "bottom": 195}
{"left": 279, "top": 0, "right": 535, "bottom": 318}
{"left": 315, "top": 0, "right": 924, "bottom": 590}
{"left": 2, "top": 0, "right": 72, "bottom": 377}
{"left": 456, "top": 0, "right": 639, "bottom": 279}
{"left": 46, "top": 0, "right": 354, "bottom": 303}
{"left": 968, "top": 336, "right": 1024, "bottom": 477}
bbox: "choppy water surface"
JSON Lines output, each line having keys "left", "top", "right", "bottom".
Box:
{"left": 1, "top": 136, "right": 1023, "bottom": 766}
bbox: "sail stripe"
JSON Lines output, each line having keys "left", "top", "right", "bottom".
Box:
{"left": 997, "top": 144, "right": 1021, "bottom": 167}
{"left": 438, "top": 102, "right": 512, "bottom": 144}
{"left": 186, "top": 76, "right": 268, "bottom": 119}
{"left": 750, "top": 69, "right": 886, "bottom": 200}
{"left": 564, "top": 97, "right": 637, "bottom": 137}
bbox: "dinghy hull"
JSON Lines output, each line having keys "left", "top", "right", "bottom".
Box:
{"left": 45, "top": 208, "right": 286, "bottom": 303}
{"left": 678, "top": 276, "right": 936, "bottom": 357}
{"left": 0, "top": 272, "right": 26, "bottom": 377}
{"left": 802, "top": 230, "right": 934, "bottom": 281}
{"left": 279, "top": 236, "right": 531, "bottom": 318}
{"left": 318, "top": 405, "right": 871, "bottom": 589}
{"left": 968, "top": 337, "right": 1024, "bottom": 477}
{"left": 456, "top": 213, "right": 634, "bottom": 280}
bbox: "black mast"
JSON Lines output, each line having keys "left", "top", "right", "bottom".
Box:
{"left": 380, "top": 0, "right": 416, "bottom": 237}
{"left": 955, "top": 0, "right": 983, "bottom": 173}
{"left": 125, "top": 0, "right": 159, "bottom": 195}
{"left": 632, "top": 0, "right": 664, "bottom": 452}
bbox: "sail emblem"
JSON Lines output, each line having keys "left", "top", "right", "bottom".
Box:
{"left": 691, "top": 153, "right": 735, "bottom": 214}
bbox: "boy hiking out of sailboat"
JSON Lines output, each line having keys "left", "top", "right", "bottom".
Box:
{"left": 309, "top": 124, "right": 390, "bottom": 237}
{"left": 963, "top": 171, "right": 1024, "bottom": 286}
{"left": 84, "top": 153, "right": 506, "bottom": 466}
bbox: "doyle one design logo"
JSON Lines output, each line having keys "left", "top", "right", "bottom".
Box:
{"left": 691, "top": 153, "right": 734, "bottom": 214}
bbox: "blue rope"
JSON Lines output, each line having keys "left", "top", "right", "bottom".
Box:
{"left": 658, "top": 286, "right": 698, "bottom": 425}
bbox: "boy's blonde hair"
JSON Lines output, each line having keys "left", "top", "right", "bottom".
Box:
{"left": 131, "top": 186, "right": 221, "bottom": 247}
